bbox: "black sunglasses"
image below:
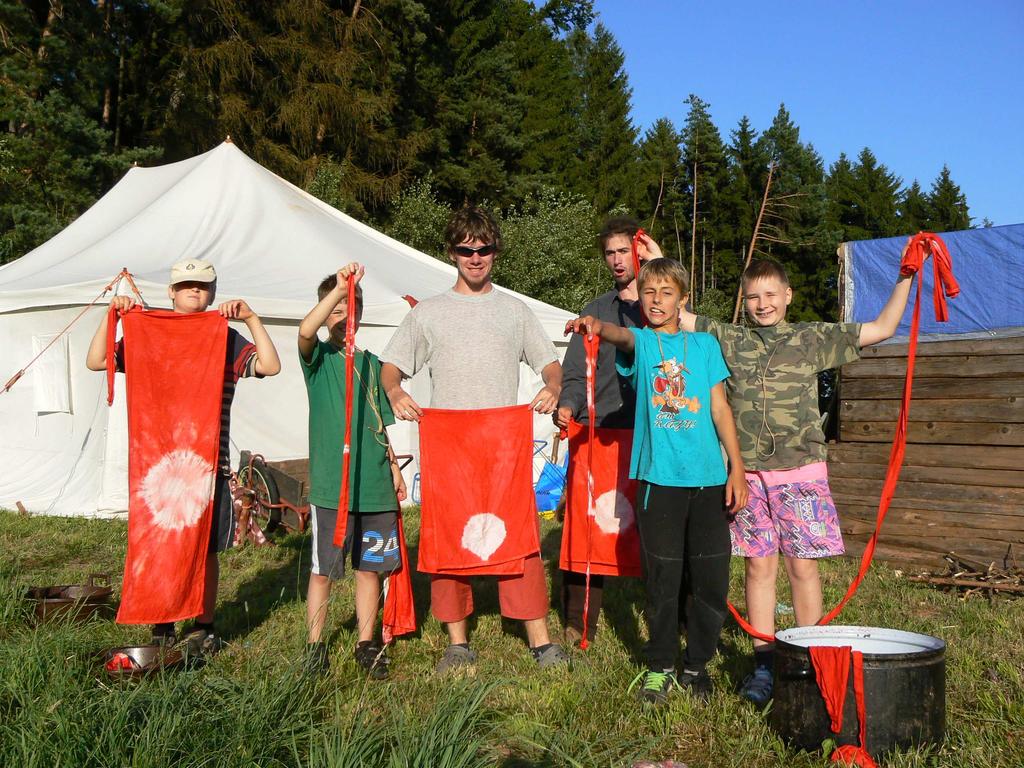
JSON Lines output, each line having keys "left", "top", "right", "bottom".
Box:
{"left": 452, "top": 243, "right": 497, "bottom": 258}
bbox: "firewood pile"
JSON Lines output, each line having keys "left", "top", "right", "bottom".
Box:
{"left": 906, "top": 550, "right": 1024, "bottom": 598}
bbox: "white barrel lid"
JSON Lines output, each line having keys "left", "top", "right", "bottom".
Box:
{"left": 776, "top": 625, "right": 945, "bottom": 656}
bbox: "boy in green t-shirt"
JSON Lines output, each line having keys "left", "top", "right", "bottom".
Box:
{"left": 298, "top": 263, "right": 407, "bottom": 678}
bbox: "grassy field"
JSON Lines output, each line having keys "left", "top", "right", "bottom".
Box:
{"left": 1, "top": 508, "right": 1021, "bottom": 767}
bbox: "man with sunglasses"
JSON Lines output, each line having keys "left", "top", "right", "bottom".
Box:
{"left": 554, "top": 216, "right": 663, "bottom": 645}
{"left": 380, "top": 206, "right": 568, "bottom": 672}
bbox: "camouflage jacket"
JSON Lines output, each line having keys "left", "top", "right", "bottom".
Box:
{"left": 696, "top": 317, "right": 862, "bottom": 470}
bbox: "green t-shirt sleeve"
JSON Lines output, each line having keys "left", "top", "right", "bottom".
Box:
{"left": 299, "top": 339, "right": 325, "bottom": 379}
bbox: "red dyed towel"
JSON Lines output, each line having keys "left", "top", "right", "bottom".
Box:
{"left": 809, "top": 645, "right": 853, "bottom": 733}
{"left": 417, "top": 405, "right": 540, "bottom": 575}
{"left": 559, "top": 420, "right": 641, "bottom": 577}
{"left": 382, "top": 509, "right": 416, "bottom": 642}
{"left": 108, "top": 308, "right": 228, "bottom": 624}
{"left": 810, "top": 646, "right": 878, "bottom": 768}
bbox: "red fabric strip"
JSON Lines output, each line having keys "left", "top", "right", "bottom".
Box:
{"left": 382, "top": 509, "right": 417, "bottom": 643}
{"left": 333, "top": 272, "right": 358, "bottom": 547}
{"left": 630, "top": 229, "right": 648, "bottom": 326}
{"left": 809, "top": 645, "right": 852, "bottom": 733}
{"left": 830, "top": 651, "right": 878, "bottom": 768}
{"left": 105, "top": 304, "right": 119, "bottom": 405}
{"left": 819, "top": 232, "right": 958, "bottom": 624}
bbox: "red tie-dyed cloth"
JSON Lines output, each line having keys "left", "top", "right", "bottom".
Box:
{"left": 382, "top": 509, "right": 416, "bottom": 643}
{"left": 559, "top": 420, "right": 641, "bottom": 577}
{"left": 107, "top": 307, "right": 228, "bottom": 624}
{"left": 417, "top": 405, "right": 540, "bottom": 576}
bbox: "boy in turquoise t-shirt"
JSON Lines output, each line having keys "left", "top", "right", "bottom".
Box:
{"left": 566, "top": 258, "right": 747, "bottom": 705}
{"left": 298, "top": 263, "right": 407, "bottom": 678}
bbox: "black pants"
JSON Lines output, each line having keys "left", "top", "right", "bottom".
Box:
{"left": 561, "top": 570, "right": 604, "bottom": 637}
{"left": 636, "top": 481, "right": 731, "bottom": 671}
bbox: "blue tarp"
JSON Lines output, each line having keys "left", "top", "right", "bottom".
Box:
{"left": 844, "top": 224, "right": 1024, "bottom": 339}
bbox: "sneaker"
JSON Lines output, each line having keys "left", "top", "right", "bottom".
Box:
{"left": 435, "top": 644, "right": 477, "bottom": 674}
{"left": 630, "top": 668, "right": 677, "bottom": 705}
{"left": 304, "top": 642, "right": 330, "bottom": 678}
{"left": 677, "top": 668, "right": 713, "bottom": 701}
{"left": 739, "top": 665, "right": 774, "bottom": 706}
{"left": 563, "top": 626, "right": 583, "bottom": 647}
{"left": 151, "top": 623, "right": 177, "bottom": 647}
{"left": 181, "top": 625, "right": 224, "bottom": 659}
{"left": 354, "top": 641, "right": 389, "bottom": 680}
{"left": 532, "top": 643, "right": 570, "bottom": 668}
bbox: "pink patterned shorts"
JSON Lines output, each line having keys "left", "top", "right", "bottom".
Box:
{"left": 730, "top": 462, "right": 845, "bottom": 559}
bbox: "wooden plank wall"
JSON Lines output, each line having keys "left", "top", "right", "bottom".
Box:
{"left": 828, "top": 336, "right": 1024, "bottom": 567}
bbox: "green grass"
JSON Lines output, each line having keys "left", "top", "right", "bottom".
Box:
{"left": 1, "top": 509, "right": 1021, "bottom": 767}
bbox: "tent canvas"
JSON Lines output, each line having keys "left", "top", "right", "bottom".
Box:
{"left": 0, "top": 142, "right": 573, "bottom": 517}
{"left": 839, "top": 223, "right": 1024, "bottom": 340}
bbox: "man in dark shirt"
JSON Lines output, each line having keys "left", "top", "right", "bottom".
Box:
{"left": 555, "top": 217, "right": 662, "bottom": 644}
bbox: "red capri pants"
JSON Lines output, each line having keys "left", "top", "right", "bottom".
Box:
{"left": 429, "top": 553, "right": 549, "bottom": 623}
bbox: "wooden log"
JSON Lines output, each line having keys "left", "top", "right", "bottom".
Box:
{"left": 839, "top": 516, "right": 1024, "bottom": 546}
{"left": 842, "top": 354, "right": 1024, "bottom": 379}
{"left": 837, "top": 502, "right": 1024, "bottom": 532}
{"left": 827, "top": 441, "right": 1024, "bottom": 470}
{"left": 840, "top": 420, "right": 1024, "bottom": 446}
{"left": 840, "top": 397, "right": 1024, "bottom": 424}
{"left": 832, "top": 487, "right": 1021, "bottom": 516}
{"left": 840, "top": 377, "right": 1023, "bottom": 400}
{"left": 860, "top": 336, "right": 1024, "bottom": 359}
{"left": 827, "top": 460, "right": 1024, "bottom": 489}
{"left": 840, "top": 538, "right": 961, "bottom": 568}
{"left": 831, "top": 475, "right": 1024, "bottom": 505}
{"left": 905, "top": 575, "right": 1024, "bottom": 594}
{"left": 842, "top": 531, "right": 1011, "bottom": 564}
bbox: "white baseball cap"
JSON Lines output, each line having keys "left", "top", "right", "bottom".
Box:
{"left": 169, "top": 258, "right": 217, "bottom": 285}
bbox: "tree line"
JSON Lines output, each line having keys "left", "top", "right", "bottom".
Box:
{"left": 1, "top": 0, "right": 977, "bottom": 320}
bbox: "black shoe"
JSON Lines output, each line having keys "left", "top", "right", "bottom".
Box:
{"left": 354, "top": 641, "right": 389, "bottom": 680}
{"left": 677, "top": 668, "right": 713, "bottom": 701}
{"left": 151, "top": 622, "right": 177, "bottom": 647}
{"left": 630, "top": 668, "right": 677, "bottom": 705}
{"left": 304, "top": 642, "right": 330, "bottom": 678}
{"left": 181, "top": 624, "right": 223, "bottom": 659}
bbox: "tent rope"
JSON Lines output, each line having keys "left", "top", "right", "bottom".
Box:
{"left": 2, "top": 268, "right": 146, "bottom": 395}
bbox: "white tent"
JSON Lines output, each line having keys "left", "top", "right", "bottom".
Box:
{"left": 0, "top": 141, "right": 572, "bottom": 517}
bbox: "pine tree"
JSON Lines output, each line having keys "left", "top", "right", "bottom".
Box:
{"left": 898, "top": 179, "right": 931, "bottom": 233}
{"left": 851, "top": 147, "right": 901, "bottom": 238}
{"left": 165, "top": 0, "right": 424, "bottom": 217}
{"left": 680, "top": 95, "right": 730, "bottom": 299}
{"left": 0, "top": 1, "right": 158, "bottom": 262}
{"left": 637, "top": 118, "right": 684, "bottom": 258}
{"left": 925, "top": 165, "right": 971, "bottom": 232}
{"left": 719, "top": 116, "right": 770, "bottom": 290}
{"left": 568, "top": 23, "right": 639, "bottom": 214}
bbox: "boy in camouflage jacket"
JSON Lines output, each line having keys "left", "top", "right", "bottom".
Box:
{"left": 678, "top": 240, "right": 916, "bottom": 705}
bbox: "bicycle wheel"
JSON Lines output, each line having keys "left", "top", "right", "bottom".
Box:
{"left": 237, "top": 456, "right": 282, "bottom": 535}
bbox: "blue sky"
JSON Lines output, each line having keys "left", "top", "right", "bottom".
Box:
{"left": 592, "top": 0, "right": 1023, "bottom": 226}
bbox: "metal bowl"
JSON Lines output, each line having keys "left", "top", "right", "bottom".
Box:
{"left": 103, "top": 645, "right": 185, "bottom": 678}
{"left": 25, "top": 574, "right": 114, "bottom": 622}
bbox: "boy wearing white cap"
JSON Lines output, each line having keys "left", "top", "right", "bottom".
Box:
{"left": 86, "top": 258, "right": 281, "bottom": 651}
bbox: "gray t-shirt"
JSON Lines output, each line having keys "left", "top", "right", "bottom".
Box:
{"left": 380, "top": 289, "right": 557, "bottom": 409}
